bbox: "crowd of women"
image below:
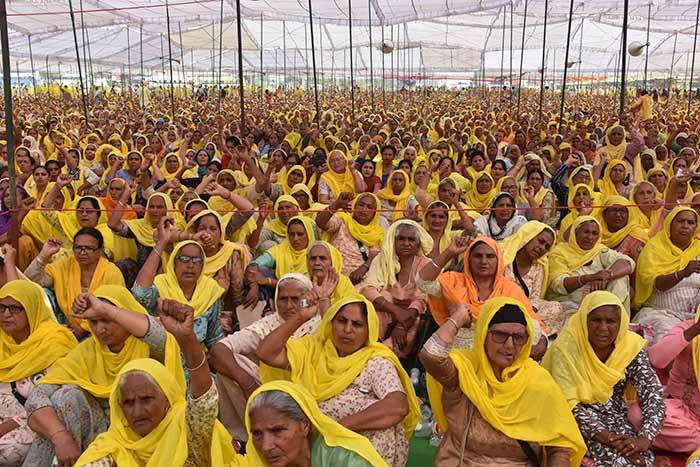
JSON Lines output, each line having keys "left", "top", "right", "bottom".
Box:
{"left": 1, "top": 84, "right": 700, "bottom": 467}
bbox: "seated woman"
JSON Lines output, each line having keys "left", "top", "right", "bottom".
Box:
{"left": 473, "top": 192, "right": 527, "bottom": 241}
{"left": 210, "top": 274, "right": 321, "bottom": 440}
{"left": 249, "top": 195, "right": 300, "bottom": 252}
{"left": 500, "top": 220, "right": 566, "bottom": 336}
{"left": 359, "top": 220, "right": 432, "bottom": 358}
{"left": 598, "top": 195, "right": 649, "bottom": 264}
{"left": 646, "top": 167, "right": 669, "bottom": 198}
{"left": 256, "top": 295, "right": 420, "bottom": 467}
{"left": 559, "top": 183, "right": 597, "bottom": 241}
{"left": 596, "top": 159, "right": 631, "bottom": 198}
{"left": 420, "top": 297, "right": 586, "bottom": 467}
{"left": 417, "top": 235, "right": 547, "bottom": 353}
{"left": 546, "top": 216, "right": 635, "bottom": 314}
{"left": 246, "top": 381, "right": 387, "bottom": 467}
{"left": 522, "top": 169, "right": 558, "bottom": 227}
{"left": 22, "top": 285, "right": 184, "bottom": 466}
{"left": 629, "top": 181, "right": 661, "bottom": 233}
{"left": 306, "top": 241, "right": 355, "bottom": 313}
{"left": 423, "top": 200, "right": 460, "bottom": 261}
{"left": 0, "top": 184, "right": 35, "bottom": 270}
{"left": 133, "top": 236, "right": 224, "bottom": 352}
{"left": 74, "top": 302, "right": 236, "bottom": 466}
{"left": 542, "top": 291, "right": 665, "bottom": 467}
{"left": 100, "top": 178, "right": 136, "bottom": 221}
{"left": 25, "top": 228, "right": 125, "bottom": 338}
{"left": 377, "top": 170, "right": 411, "bottom": 224}
{"left": 289, "top": 183, "right": 327, "bottom": 219}
{"left": 0, "top": 281, "right": 77, "bottom": 467}
{"left": 318, "top": 149, "right": 365, "bottom": 204}
{"left": 464, "top": 171, "right": 495, "bottom": 213}
{"left": 633, "top": 207, "right": 700, "bottom": 345}
{"left": 316, "top": 192, "right": 385, "bottom": 283}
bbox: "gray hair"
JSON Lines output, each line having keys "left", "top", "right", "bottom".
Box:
{"left": 274, "top": 273, "right": 313, "bottom": 309}
{"left": 117, "top": 370, "right": 161, "bottom": 402}
{"left": 394, "top": 223, "right": 419, "bottom": 243}
{"left": 306, "top": 241, "right": 331, "bottom": 260}
{"left": 249, "top": 390, "right": 308, "bottom": 423}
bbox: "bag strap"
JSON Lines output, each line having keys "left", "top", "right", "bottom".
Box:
{"left": 517, "top": 440, "right": 541, "bottom": 467}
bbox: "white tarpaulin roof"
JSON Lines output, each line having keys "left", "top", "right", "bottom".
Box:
{"left": 2, "top": 0, "right": 699, "bottom": 80}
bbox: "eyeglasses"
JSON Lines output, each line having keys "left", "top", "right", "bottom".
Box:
{"left": 73, "top": 245, "right": 99, "bottom": 254}
{"left": 488, "top": 330, "right": 529, "bottom": 346}
{"left": 175, "top": 255, "right": 203, "bottom": 265}
{"left": 0, "top": 304, "right": 24, "bottom": 315}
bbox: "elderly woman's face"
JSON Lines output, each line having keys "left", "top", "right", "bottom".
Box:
{"left": 391, "top": 173, "right": 406, "bottom": 194}
{"left": 633, "top": 182, "right": 655, "bottom": 206}
{"left": 485, "top": 321, "right": 528, "bottom": 378}
{"left": 249, "top": 407, "right": 310, "bottom": 467}
{"left": 287, "top": 168, "right": 304, "bottom": 186}
{"left": 120, "top": 372, "right": 170, "bottom": 437}
{"left": 307, "top": 245, "right": 332, "bottom": 281}
{"left": 0, "top": 297, "right": 29, "bottom": 338}
{"left": 586, "top": 305, "right": 621, "bottom": 355}
{"left": 147, "top": 196, "right": 167, "bottom": 226}
{"left": 331, "top": 303, "right": 369, "bottom": 357}
{"left": 276, "top": 280, "right": 306, "bottom": 321}
{"left": 277, "top": 201, "right": 299, "bottom": 225}
{"left": 89, "top": 313, "right": 131, "bottom": 352}
{"left": 603, "top": 205, "right": 629, "bottom": 233}
{"left": 523, "top": 230, "right": 554, "bottom": 262}
{"left": 670, "top": 210, "right": 698, "bottom": 248}
{"left": 608, "top": 127, "right": 624, "bottom": 145}
{"left": 609, "top": 164, "right": 626, "bottom": 183}
{"left": 493, "top": 195, "right": 514, "bottom": 225}
{"left": 476, "top": 175, "right": 493, "bottom": 194}
{"left": 173, "top": 243, "right": 204, "bottom": 286}
{"left": 395, "top": 226, "right": 420, "bottom": 257}
{"left": 218, "top": 172, "right": 236, "bottom": 191}
{"left": 468, "top": 242, "right": 498, "bottom": 279}
{"left": 575, "top": 220, "right": 600, "bottom": 250}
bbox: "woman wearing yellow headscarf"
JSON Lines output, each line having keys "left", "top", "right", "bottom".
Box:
{"left": 597, "top": 159, "right": 631, "bottom": 198}
{"left": 597, "top": 195, "right": 649, "bottom": 264}
{"left": 632, "top": 207, "right": 700, "bottom": 345}
{"left": 160, "top": 152, "right": 183, "bottom": 181}
{"left": 542, "top": 291, "right": 664, "bottom": 467}
{"left": 289, "top": 182, "right": 326, "bottom": 219}
{"left": 546, "top": 216, "right": 636, "bottom": 313}
{"left": 629, "top": 181, "right": 662, "bottom": 233}
{"left": 255, "top": 194, "right": 300, "bottom": 251}
{"left": 465, "top": 171, "right": 496, "bottom": 212}
{"left": 257, "top": 294, "right": 420, "bottom": 467}
{"left": 559, "top": 183, "right": 599, "bottom": 241}
{"left": 278, "top": 164, "right": 308, "bottom": 196}
{"left": 646, "top": 166, "right": 669, "bottom": 197}
{"left": 377, "top": 170, "right": 411, "bottom": 223}
{"left": 0, "top": 281, "right": 77, "bottom": 467}
{"left": 245, "top": 381, "right": 388, "bottom": 467}
{"left": 24, "top": 285, "right": 184, "bottom": 467}
{"left": 318, "top": 149, "right": 365, "bottom": 204}
{"left": 133, "top": 240, "right": 225, "bottom": 350}
{"left": 420, "top": 296, "right": 586, "bottom": 467}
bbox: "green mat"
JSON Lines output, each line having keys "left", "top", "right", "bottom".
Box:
{"left": 407, "top": 436, "right": 437, "bottom": 467}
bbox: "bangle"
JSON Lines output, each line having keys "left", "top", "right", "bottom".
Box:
{"left": 430, "top": 259, "right": 441, "bottom": 269}
{"left": 48, "top": 428, "right": 69, "bottom": 442}
{"left": 152, "top": 246, "right": 162, "bottom": 257}
{"left": 674, "top": 271, "right": 681, "bottom": 281}
{"left": 446, "top": 317, "right": 460, "bottom": 330}
{"left": 185, "top": 352, "right": 207, "bottom": 372}
{"left": 267, "top": 277, "right": 272, "bottom": 286}
{"left": 118, "top": 200, "right": 125, "bottom": 207}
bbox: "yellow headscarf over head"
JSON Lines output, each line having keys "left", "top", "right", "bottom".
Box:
{"left": 266, "top": 195, "right": 300, "bottom": 238}
{"left": 185, "top": 209, "right": 249, "bottom": 277}
{"left": 244, "top": 381, "right": 388, "bottom": 467}
{"left": 630, "top": 181, "right": 661, "bottom": 229}
{"left": 548, "top": 215, "right": 605, "bottom": 280}
{"left": 161, "top": 153, "right": 182, "bottom": 181}
{"left": 377, "top": 170, "right": 411, "bottom": 222}
{"left": 334, "top": 193, "right": 384, "bottom": 247}
{"left": 427, "top": 297, "right": 586, "bottom": 467}
{"left": 40, "top": 285, "right": 185, "bottom": 398}
{"left": 267, "top": 216, "right": 317, "bottom": 277}
{"left": 602, "top": 125, "right": 628, "bottom": 160}
{"left": 321, "top": 149, "right": 357, "bottom": 198}
{"left": 500, "top": 220, "right": 556, "bottom": 292}
{"left": 542, "top": 291, "right": 646, "bottom": 408}
{"left": 284, "top": 294, "right": 420, "bottom": 437}
{"left": 124, "top": 193, "right": 173, "bottom": 247}
{"left": 598, "top": 160, "right": 628, "bottom": 198}
{"left": 634, "top": 206, "right": 700, "bottom": 308}
{"left": 465, "top": 171, "right": 496, "bottom": 211}
{"left": 153, "top": 240, "right": 225, "bottom": 319}
{"left": 75, "top": 358, "right": 237, "bottom": 467}
{"left": 0, "top": 281, "right": 77, "bottom": 382}
{"left": 597, "top": 195, "right": 649, "bottom": 248}
{"left": 280, "top": 165, "right": 307, "bottom": 195}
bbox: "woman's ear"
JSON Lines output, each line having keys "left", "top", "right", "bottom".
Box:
{"left": 300, "top": 419, "right": 311, "bottom": 437}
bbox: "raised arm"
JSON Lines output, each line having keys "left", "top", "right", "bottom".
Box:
{"left": 256, "top": 298, "right": 318, "bottom": 369}
{"left": 71, "top": 293, "right": 150, "bottom": 337}
{"left": 418, "top": 235, "right": 471, "bottom": 282}
{"left": 108, "top": 182, "right": 134, "bottom": 232}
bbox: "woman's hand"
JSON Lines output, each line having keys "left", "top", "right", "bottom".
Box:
{"left": 55, "top": 173, "right": 73, "bottom": 189}
{"left": 614, "top": 435, "right": 651, "bottom": 459}
{"left": 1, "top": 244, "right": 16, "bottom": 268}
{"left": 349, "top": 264, "right": 369, "bottom": 285}
{"left": 158, "top": 299, "right": 195, "bottom": 341}
{"left": 244, "top": 282, "right": 259, "bottom": 308}
{"left": 452, "top": 303, "right": 473, "bottom": 328}
{"left": 52, "top": 430, "right": 82, "bottom": 467}
{"left": 682, "top": 260, "right": 700, "bottom": 278}
{"left": 204, "top": 181, "right": 230, "bottom": 199}
{"left": 155, "top": 216, "right": 176, "bottom": 246}
{"left": 192, "top": 230, "right": 216, "bottom": 250}
{"left": 71, "top": 293, "right": 109, "bottom": 321}
{"left": 312, "top": 267, "right": 339, "bottom": 300}
{"left": 446, "top": 235, "right": 471, "bottom": 258}
{"left": 333, "top": 192, "right": 355, "bottom": 211}
{"left": 39, "top": 237, "right": 62, "bottom": 260}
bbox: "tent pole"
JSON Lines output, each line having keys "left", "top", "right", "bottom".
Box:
{"left": 558, "top": 0, "right": 575, "bottom": 132}
{"left": 216, "top": 0, "right": 224, "bottom": 112}
{"left": 211, "top": 22, "right": 215, "bottom": 90}
{"left": 687, "top": 0, "right": 700, "bottom": 114}
{"left": 308, "top": 0, "right": 320, "bottom": 122}
{"left": 283, "top": 21, "right": 287, "bottom": 91}
{"left": 348, "top": 0, "right": 355, "bottom": 120}
{"left": 260, "top": 14, "right": 264, "bottom": 99}
{"left": 669, "top": 32, "right": 677, "bottom": 95}
{"left": 15, "top": 62, "right": 20, "bottom": 98}
{"left": 516, "top": 0, "right": 528, "bottom": 117}
{"left": 644, "top": 2, "right": 651, "bottom": 89}
{"left": 28, "top": 35, "right": 36, "bottom": 95}
{"left": 391, "top": 24, "right": 394, "bottom": 101}
{"left": 160, "top": 33, "right": 165, "bottom": 89}
{"left": 140, "top": 24, "right": 144, "bottom": 108}
{"left": 499, "top": 6, "right": 505, "bottom": 102}
{"left": 46, "top": 56, "right": 50, "bottom": 89}
{"left": 127, "top": 27, "right": 133, "bottom": 98}
{"left": 319, "top": 19, "right": 324, "bottom": 99}
{"left": 235, "top": 0, "right": 246, "bottom": 134}
{"left": 164, "top": 0, "right": 175, "bottom": 119}
{"left": 304, "top": 22, "right": 309, "bottom": 92}
{"left": 79, "top": 0, "right": 89, "bottom": 90}
{"left": 538, "top": 0, "right": 548, "bottom": 122}
{"left": 68, "top": 0, "right": 89, "bottom": 127}
{"left": 57, "top": 61, "right": 61, "bottom": 86}
{"left": 619, "top": 0, "right": 629, "bottom": 113}
{"left": 178, "top": 22, "right": 186, "bottom": 96}
{"left": 0, "top": 0, "right": 18, "bottom": 250}
{"left": 381, "top": 24, "right": 385, "bottom": 107}
{"left": 577, "top": 19, "right": 583, "bottom": 91}
{"left": 509, "top": 1, "right": 513, "bottom": 105}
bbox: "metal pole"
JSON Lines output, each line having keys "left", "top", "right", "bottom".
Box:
{"left": 499, "top": 6, "right": 505, "bottom": 101}
{"left": 28, "top": 35, "right": 36, "bottom": 95}
{"left": 126, "top": 26, "right": 132, "bottom": 97}
{"left": 381, "top": 24, "right": 385, "bottom": 106}
{"left": 308, "top": 0, "right": 320, "bottom": 122}
{"left": 619, "top": 0, "right": 629, "bottom": 113}
{"left": 235, "top": 0, "right": 246, "bottom": 133}
{"left": 211, "top": 22, "right": 215, "bottom": 88}
{"left": 577, "top": 19, "right": 583, "bottom": 91}
{"left": 260, "top": 14, "right": 264, "bottom": 99}
{"left": 67, "top": 0, "right": 89, "bottom": 126}
{"left": 165, "top": 0, "right": 176, "bottom": 119}
{"left": 688, "top": 0, "right": 700, "bottom": 114}
{"left": 140, "top": 23, "right": 144, "bottom": 108}
{"left": 516, "top": 0, "right": 528, "bottom": 117}
{"left": 669, "top": 32, "right": 677, "bottom": 94}
{"left": 304, "top": 22, "right": 310, "bottom": 92}
{"left": 178, "top": 22, "right": 186, "bottom": 96}
{"left": 369, "top": 0, "right": 375, "bottom": 110}
{"left": 216, "top": 0, "right": 224, "bottom": 111}
{"left": 509, "top": 1, "right": 513, "bottom": 105}
{"left": 538, "top": 0, "right": 549, "bottom": 122}
{"left": 15, "top": 62, "right": 19, "bottom": 99}
{"left": 283, "top": 21, "right": 287, "bottom": 91}
{"left": 348, "top": 0, "right": 355, "bottom": 119}
{"left": 160, "top": 33, "right": 165, "bottom": 86}
{"left": 0, "top": 0, "right": 18, "bottom": 249}
{"left": 558, "top": 0, "right": 575, "bottom": 131}
{"left": 644, "top": 2, "right": 651, "bottom": 89}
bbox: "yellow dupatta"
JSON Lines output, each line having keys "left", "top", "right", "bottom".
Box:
{"left": 279, "top": 165, "right": 307, "bottom": 195}
{"left": 185, "top": 210, "right": 249, "bottom": 277}
{"left": 0, "top": 281, "right": 77, "bottom": 382}
{"left": 634, "top": 207, "right": 700, "bottom": 308}
{"left": 40, "top": 285, "right": 185, "bottom": 398}
{"left": 601, "top": 125, "right": 628, "bottom": 160}
{"left": 46, "top": 255, "right": 125, "bottom": 330}
{"left": 597, "top": 195, "right": 649, "bottom": 248}
{"left": 265, "top": 195, "right": 300, "bottom": 237}
{"left": 75, "top": 358, "right": 238, "bottom": 467}
{"left": 153, "top": 241, "right": 225, "bottom": 319}
{"left": 335, "top": 193, "right": 384, "bottom": 247}
{"left": 500, "top": 220, "right": 556, "bottom": 292}
{"left": 124, "top": 193, "right": 173, "bottom": 247}
{"left": 598, "top": 160, "right": 628, "bottom": 198}
{"left": 289, "top": 183, "right": 327, "bottom": 218}
{"left": 465, "top": 171, "right": 495, "bottom": 211}
{"left": 559, "top": 184, "right": 599, "bottom": 238}
{"left": 360, "top": 220, "right": 433, "bottom": 290}
{"left": 283, "top": 295, "right": 421, "bottom": 438}
{"left": 244, "top": 381, "right": 388, "bottom": 467}
{"left": 267, "top": 216, "right": 318, "bottom": 277}
{"left": 630, "top": 181, "right": 661, "bottom": 230}
{"left": 21, "top": 182, "right": 70, "bottom": 244}
{"left": 427, "top": 297, "right": 586, "bottom": 467}
{"left": 377, "top": 170, "right": 411, "bottom": 222}
{"left": 320, "top": 150, "right": 356, "bottom": 197}
{"left": 161, "top": 153, "right": 182, "bottom": 181}
{"left": 542, "top": 291, "right": 646, "bottom": 408}
{"left": 548, "top": 216, "right": 606, "bottom": 280}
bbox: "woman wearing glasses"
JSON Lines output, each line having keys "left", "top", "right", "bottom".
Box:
{"left": 132, "top": 219, "right": 225, "bottom": 352}
{"left": 24, "top": 228, "right": 125, "bottom": 340}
